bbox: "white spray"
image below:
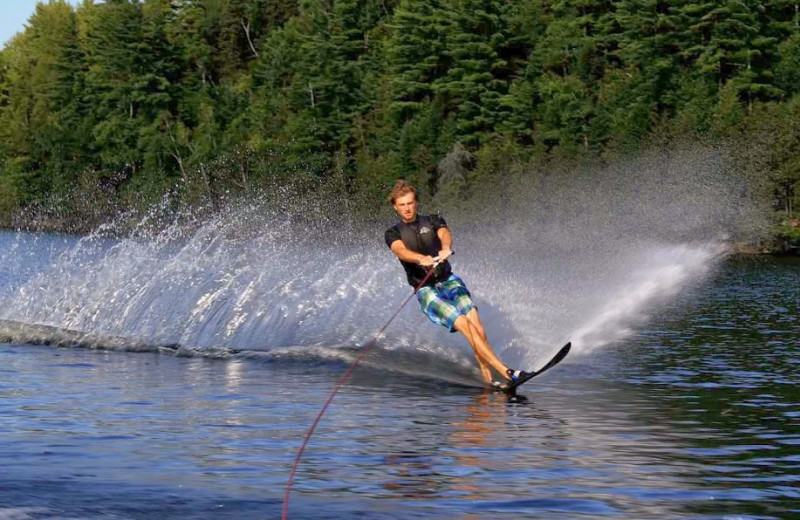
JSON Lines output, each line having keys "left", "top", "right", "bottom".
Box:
{"left": 0, "top": 145, "right": 765, "bottom": 377}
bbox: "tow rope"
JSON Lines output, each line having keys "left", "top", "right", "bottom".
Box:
{"left": 281, "top": 258, "right": 444, "bottom": 520}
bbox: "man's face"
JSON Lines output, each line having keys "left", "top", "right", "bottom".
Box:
{"left": 393, "top": 192, "right": 418, "bottom": 223}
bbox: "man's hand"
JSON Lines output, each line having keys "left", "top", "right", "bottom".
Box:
{"left": 437, "top": 248, "right": 453, "bottom": 261}
{"left": 418, "top": 255, "right": 437, "bottom": 267}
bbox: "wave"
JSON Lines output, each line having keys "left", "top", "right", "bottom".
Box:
{"left": 0, "top": 317, "right": 482, "bottom": 387}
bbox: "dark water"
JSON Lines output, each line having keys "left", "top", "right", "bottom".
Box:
{"left": 1, "top": 243, "right": 798, "bottom": 519}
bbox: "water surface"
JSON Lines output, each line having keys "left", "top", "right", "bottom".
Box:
{"left": 0, "top": 228, "right": 798, "bottom": 519}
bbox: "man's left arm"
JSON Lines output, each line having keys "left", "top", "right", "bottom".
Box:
{"left": 437, "top": 226, "right": 453, "bottom": 260}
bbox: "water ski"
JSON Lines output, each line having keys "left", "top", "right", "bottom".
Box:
{"left": 495, "top": 342, "right": 571, "bottom": 395}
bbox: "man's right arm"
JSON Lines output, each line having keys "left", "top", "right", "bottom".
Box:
{"left": 389, "top": 240, "right": 437, "bottom": 266}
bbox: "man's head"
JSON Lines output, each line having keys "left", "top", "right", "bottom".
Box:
{"left": 388, "top": 179, "right": 418, "bottom": 223}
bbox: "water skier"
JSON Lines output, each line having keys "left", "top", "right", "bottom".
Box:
{"left": 385, "top": 179, "right": 529, "bottom": 388}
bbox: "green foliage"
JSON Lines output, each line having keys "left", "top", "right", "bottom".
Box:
{"left": 0, "top": 0, "right": 798, "bottom": 238}
{"left": 776, "top": 220, "right": 800, "bottom": 248}
{"left": 775, "top": 33, "right": 800, "bottom": 95}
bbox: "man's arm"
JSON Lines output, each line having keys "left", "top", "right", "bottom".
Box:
{"left": 436, "top": 226, "right": 453, "bottom": 260}
{"left": 389, "top": 240, "right": 437, "bottom": 266}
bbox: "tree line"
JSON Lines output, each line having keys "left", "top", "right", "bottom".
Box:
{"left": 1, "top": 0, "right": 799, "bottom": 244}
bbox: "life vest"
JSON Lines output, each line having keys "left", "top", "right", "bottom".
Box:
{"left": 394, "top": 215, "right": 452, "bottom": 287}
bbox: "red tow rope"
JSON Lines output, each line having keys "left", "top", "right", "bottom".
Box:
{"left": 281, "top": 262, "right": 441, "bottom": 520}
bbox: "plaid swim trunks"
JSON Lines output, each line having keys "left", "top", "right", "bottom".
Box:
{"left": 416, "top": 274, "right": 475, "bottom": 332}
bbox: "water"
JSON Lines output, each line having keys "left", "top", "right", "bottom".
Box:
{"left": 0, "top": 184, "right": 797, "bottom": 518}
{"left": 1, "top": 230, "right": 798, "bottom": 520}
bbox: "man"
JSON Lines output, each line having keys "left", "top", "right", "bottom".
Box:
{"left": 384, "top": 179, "right": 528, "bottom": 388}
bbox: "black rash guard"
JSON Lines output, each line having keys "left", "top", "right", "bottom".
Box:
{"left": 385, "top": 214, "right": 452, "bottom": 287}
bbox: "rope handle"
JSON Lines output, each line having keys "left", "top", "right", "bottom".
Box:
{"left": 421, "top": 249, "right": 453, "bottom": 267}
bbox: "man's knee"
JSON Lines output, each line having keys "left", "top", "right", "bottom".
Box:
{"left": 452, "top": 315, "right": 468, "bottom": 332}
{"left": 465, "top": 307, "right": 481, "bottom": 323}
{"left": 453, "top": 314, "right": 482, "bottom": 338}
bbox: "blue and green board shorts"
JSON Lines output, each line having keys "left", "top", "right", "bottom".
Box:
{"left": 416, "top": 274, "right": 475, "bottom": 332}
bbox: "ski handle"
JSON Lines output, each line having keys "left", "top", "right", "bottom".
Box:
{"left": 421, "top": 249, "right": 453, "bottom": 268}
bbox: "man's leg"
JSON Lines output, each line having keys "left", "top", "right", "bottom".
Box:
{"left": 458, "top": 309, "right": 494, "bottom": 382}
{"left": 417, "top": 281, "right": 510, "bottom": 384}
{"left": 473, "top": 352, "right": 493, "bottom": 382}
{"left": 452, "top": 314, "right": 509, "bottom": 383}
{"left": 464, "top": 308, "right": 487, "bottom": 341}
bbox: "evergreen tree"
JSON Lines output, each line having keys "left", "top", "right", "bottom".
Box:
{"left": 388, "top": 0, "right": 448, "bottom": 121}
{"left": 390, "top": 0, "right": 514, "bottom": 145}
{"left": 614, "top": 0, "right": 691, "bottom": 117}
{"left": 250, "top": 0, "right": 393, "bottom": 174}
{"left": 775, "top": 32, "right": 800, "bottom": 95}
{"left": 436, "top": 0, "right": 514, "bottom": 143}
{"left": 683, "top": 1, "right": 781, "bottom": 106}
{"left": 0, "top": 0, "right": 799, "bottom": 238}
{"left": 80, "top": 0, "right": 180, "bottom": 191}
{"left": 0, "top": 0, "right": 82, "bottom": 203}
{"left": 530, "top": 0, "right": 612, "bottom": 150}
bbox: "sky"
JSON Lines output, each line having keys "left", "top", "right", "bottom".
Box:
{"left": 1, "top": 1, "right": 80, "bottom": 47}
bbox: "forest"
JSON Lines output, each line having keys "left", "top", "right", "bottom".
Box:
{"left": 0, "top": 0, "right": 799, "bottom": 249}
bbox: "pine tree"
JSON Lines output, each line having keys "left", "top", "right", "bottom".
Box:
{"left": 614, "top": 0, "right": 691, "bottom": 116}
{"left": 250, "top": 0, "right": 392, "bottom": 174}
{"left": 775, "top": 33, "right": 800, "bottom": 95}
{"left": 529, "top": 0, "right": 613, "bottom": 150}
{"left": 494, "top": 0, "right": 550, "bottom": 143}
{"left": 682, "top": 0, "right": 782, "bottom": 107}
{"left": 80, "top": 0, "right": 180, "bottom": 187}
{"left": 0, "top": 0, "right": 82, "bottom": 204}
{"left": 435, "top": 0, "right": 513, "bottom": 143}
{"left": 388, "top": 0, "right": 448, "bottom": 122}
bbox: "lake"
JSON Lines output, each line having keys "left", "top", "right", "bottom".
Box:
{"left": 0, "top": 225, "right": 797, "bottom": 520}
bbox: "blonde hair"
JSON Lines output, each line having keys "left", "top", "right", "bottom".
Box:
{"left": 387, "top": 179, "right": 417, "bottom": 204}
